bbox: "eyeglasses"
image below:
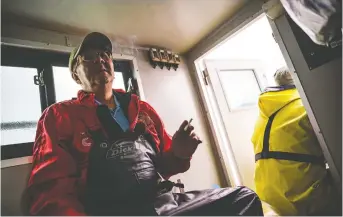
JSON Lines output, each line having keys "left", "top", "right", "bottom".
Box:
{"left": 73, "top": 50, "right": 112, "bottom": 72}
{"left": 80, "top": 50, "right": 112, "bottom": 62}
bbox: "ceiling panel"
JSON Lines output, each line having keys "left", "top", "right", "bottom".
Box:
{"left": 1, "top": 0, "right": 249, "bottom": 53}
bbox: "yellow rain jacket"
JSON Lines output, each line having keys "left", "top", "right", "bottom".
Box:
{"left": 251, "top": 86, "right": 333, "bottom": 215}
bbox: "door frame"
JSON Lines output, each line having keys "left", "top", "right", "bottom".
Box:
{"left": 185, "top": 0, "right": 265, "bottom": 186}
{"left": 203, "top": 59, "right": 268, "bottom": 188}
{"left": 188, "top": 10, "right": 266, "bottom": 187}
{"left": 194, "top": 60, "right": 242, "bottom": 187}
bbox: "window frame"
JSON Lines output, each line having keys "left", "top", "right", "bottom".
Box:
{"left": 1, "top": 45, "right": 137, "bottom": 161}
{"left": 1, "top": 45, "right": 68, "bottom": 160}
{"left": 217, "top": 68, "right": 262, "bottom": 112}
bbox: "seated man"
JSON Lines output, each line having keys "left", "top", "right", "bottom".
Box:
{"left": 25, "top": 32, "right": 263, "bottom": 216}
{"left": 251, "top": 67, "right": 337, "bottom": 215}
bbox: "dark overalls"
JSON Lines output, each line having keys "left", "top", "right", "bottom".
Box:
{"left": 83, "top": 97, "right": 263, "bottom": 216}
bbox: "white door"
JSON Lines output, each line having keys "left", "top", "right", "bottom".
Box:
{"left": 203, "top": 59, "right": 266, "bottom": 190}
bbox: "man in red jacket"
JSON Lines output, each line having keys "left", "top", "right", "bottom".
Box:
{"left": 25, "top": 32, "right": 263, "bottom": 216}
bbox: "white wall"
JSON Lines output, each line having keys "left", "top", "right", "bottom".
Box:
{"left": 135, "top": 51, "right": 223, "bottom": 190}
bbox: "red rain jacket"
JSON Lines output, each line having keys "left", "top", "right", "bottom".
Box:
{"left": 25, "top": 89, "right": 190, "bottom": 215}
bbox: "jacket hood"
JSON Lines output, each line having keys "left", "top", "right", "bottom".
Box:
{"left": 258, "top": 85, "right": 300, "bottom": 118}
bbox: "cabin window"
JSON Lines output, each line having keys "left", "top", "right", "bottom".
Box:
{"left": 52, "top": 66, "right": 81, "bottom": 102}
{"left": 1, "top": 45, "right": 136, "bottom": 160}
{"left": 218, "top": 69, "right": 261, "bottom": 111}
{"left": 113, "top": 71, "right": 126, "bottom": 90}
{"left": 1, "top": 66, "right": 42, "bottom": 145}
{"left": 53, "top": 67, "right": 127, "bottom": 102}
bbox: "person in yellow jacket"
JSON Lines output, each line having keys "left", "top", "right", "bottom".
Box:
{"left": 251, "top": 67, "right": 336, "bottom": 216}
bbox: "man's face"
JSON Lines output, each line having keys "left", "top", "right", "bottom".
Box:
{"left": 73, "top": 48, "right": 114, "bottom": 91}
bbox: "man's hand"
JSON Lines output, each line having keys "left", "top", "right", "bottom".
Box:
{"left": 171, "top": 120, "right": 202, "bottom": 159}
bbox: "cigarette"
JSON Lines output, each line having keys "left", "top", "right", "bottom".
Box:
{"left": 184, "top": 118, "right": 193, "bottom": 131}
